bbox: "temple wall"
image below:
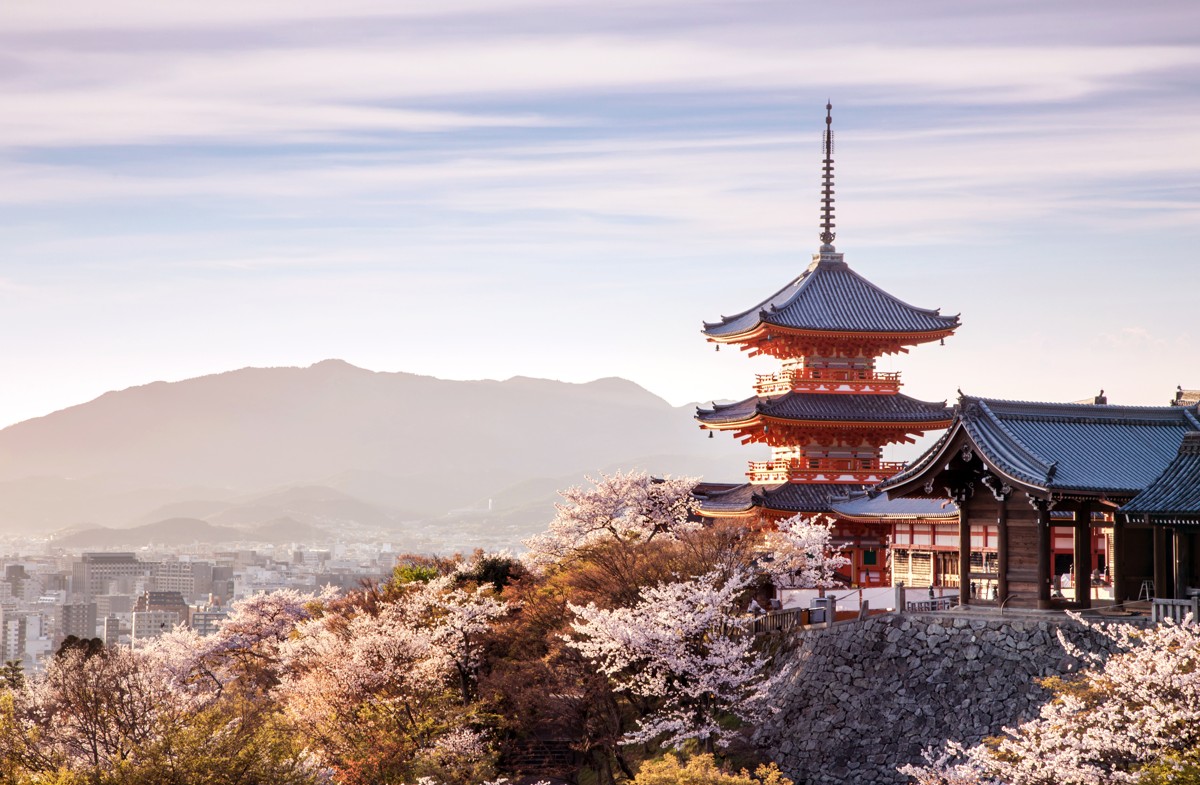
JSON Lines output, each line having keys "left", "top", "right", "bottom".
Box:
{"left": 758, "top": 612, "right": 1135, "bottom": 785}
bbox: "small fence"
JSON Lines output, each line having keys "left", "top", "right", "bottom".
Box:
{"left": 1151, "top": 596, "right": 1200, "bottom": 624}
{"left": 751, "top": 607, "right": 809, "bottom": 635}
{"left": 905, "top": 595, "right": 959, "bottom": 612}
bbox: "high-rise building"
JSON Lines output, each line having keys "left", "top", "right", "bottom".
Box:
{"left": 71, "top": 553, "right": 152, "bottom": 599}
{"left": 57, "top": 602, "right": 98, "bottom": 646}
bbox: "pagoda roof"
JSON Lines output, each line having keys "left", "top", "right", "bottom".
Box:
{"left": 1120, "top": 432, "right": 1200, "bottom": 523}
{"left": 1173, "top": 388, "right": 1200, "bottom": 407}
{"left": 696, "top": 482, "right": 864, "bottom": 515}
{"left": 830, "top": 491, "right": 958, "bottom": 521}
{"left": 697, "top": 391, "right": 951, "bottom": 426}
{"left": 882, "top": 396, "right": 1200, "bottom": 498}
{"left": 702, "top": 251, "right": 960, "bottom": 340}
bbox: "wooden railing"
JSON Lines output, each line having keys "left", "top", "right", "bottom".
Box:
{"left": 747, "top": 459, "right": 906, "bottom": 484}
{"left": 905, "top": 595, "right": 959, "bottom": 612}
{"left": 754, "top": 368, "right": 903, "bottom": 395}
{"left": 751, "top": 607, "right": 809, "bottom": 635}
{"left": 1151, "top": 597, "right": 1200, "bottom": 624}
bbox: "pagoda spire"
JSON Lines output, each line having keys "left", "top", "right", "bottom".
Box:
{"left": 819, "top": 101, "right": 836, "bottom": 250}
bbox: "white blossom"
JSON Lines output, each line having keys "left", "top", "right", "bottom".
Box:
{"left": 523, "top": 471, "right": 700, "bottom": 568}
{"left": 566, "top": 567, "right": 768, "bottom": 749}
{"left": 901, "top": 614, "right": 1200, "bottom": 785}
{"left": 760, "top": 513, "right": 850, "bottom": 588}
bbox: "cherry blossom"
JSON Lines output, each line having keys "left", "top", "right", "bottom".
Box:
{"left": 759, "top": 514, "right": 850, "bottom": 588}
{"left": 566, "top": 567, "right": 768, "bottom": 750}
{"left": 900, "top": 615, "right": 1200, "bottom": 785}
{"left": 523, "top": 472, "right": 700, "bottom": 568}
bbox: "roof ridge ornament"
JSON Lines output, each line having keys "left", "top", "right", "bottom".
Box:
{"left": 819, "top": 101, "right": 836, "bottom": 251}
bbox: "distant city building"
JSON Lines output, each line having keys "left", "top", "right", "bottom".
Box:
{"left": 191, "top": 601, "right": 228, "bottom": 636}
{"left": 102, "top": 616, "right": 121, "bottom": 647}
{"left": 72, "top": 553, "right": 152, "bottom": 599}
{"left": 95, "top": 594, "right": 133, "bottom": 617}
{"left": 0, "top": 607, "right": 27, "bottom": 663}
{"left": 131, "top": 610, "right": 179, "bottom": 648}
{"left": 57, "top": 602, "right": 97, "bottom": 646}
{"left": 134, "top": 591, "right": 190, "bottom": 627}
{"left": 150, "top": 560, "right": 214, "bottom": 600}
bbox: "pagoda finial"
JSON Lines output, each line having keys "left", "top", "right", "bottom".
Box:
{"left": 819, "top": 101, "right": 836, "bottom": 250}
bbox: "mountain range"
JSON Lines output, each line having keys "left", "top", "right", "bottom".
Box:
{"left": 0, "top": 360, "right": 749, "bottom": 550}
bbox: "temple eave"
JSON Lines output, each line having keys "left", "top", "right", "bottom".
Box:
{"left": 705, "top": 325, "right": 957, "bottom": 350}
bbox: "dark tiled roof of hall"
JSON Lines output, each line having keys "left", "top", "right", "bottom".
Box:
{"left": 830, "top": 491, "right": 958, "bottom": 520}
{"left": 696, "top": 482, "right": 860, "bottom": 514}
{"left": 696, "top": 391, "right": 952, "bottom": 425}
{"left": 702, "top": 253, "right": 960, "bottom": 338}
{"left": 882, "top": 396, "right": 1200, "bottom": 496}
{"left": 1121, "top": 432, "right": 1200, "bottom": 519}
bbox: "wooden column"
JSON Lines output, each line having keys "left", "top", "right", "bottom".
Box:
{"left": 958, "top": 491, "right": 971, "bottom": 606}
{"left": 996, "top": 494, "right": 1009, "bottom": 607}
{"left": 1035, "top": 499, "right": 1052, "bottom": 610}
{"left": 1112, "top": 516, "right": 1126, "bottom": 604}
{"left": 1175, "top": 528, "right": 1189, "bottom": 600}
{"left": 1074, "top": 502, "right": 1092, "bottom": 609}
{"left": 1154, "top": 525, "right": 1171, "bottom": 600}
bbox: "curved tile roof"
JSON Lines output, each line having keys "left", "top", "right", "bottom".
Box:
{"left": 883, "top": 396, "right": 1200, "bottom": 496}
{"left": 831, "top": 492, "right": 958, "bottom": 520}
{"left": 697, "top": 392, "right": 951, "bottom": 426}
{"left": 696, "top": 482, "right": 860, "bottom": 515}
{"left": 1121, "top": 432, "right": 1200, "bottom": 519}
{"left": 702, "top": 253, "right": 960, "bottom": 339}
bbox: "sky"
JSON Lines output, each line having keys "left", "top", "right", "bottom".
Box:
{"left": 3, "top": 0, "right": 1199, "bottom": 449}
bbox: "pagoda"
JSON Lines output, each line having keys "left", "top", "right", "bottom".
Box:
{"left": 695, "top": 104, "right": 959, "bottom": 581}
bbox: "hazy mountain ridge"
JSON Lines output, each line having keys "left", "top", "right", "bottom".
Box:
{"left": 0, "top": 361, "right": 747, "bottom": 545}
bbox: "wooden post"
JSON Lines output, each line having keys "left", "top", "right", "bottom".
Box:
{"left": 997, "top": 494, "right": 1009, "bottom": 606}
{"left": 1036, "top": 499, "right": 1052, "bottom": 610}
{"left": 958, "top": 492, "right": 971, "bottom": 606}
{"left": 1174, "top": 528, "right": 1190, "bottom": 600}
{"left": 1074, "top": 502, "right": 1092, "bottom": 609}
{"left": 1112, "top": 516, "right": 1126, "bottom": 604}
{"left": 1154, "top": 525, "right": 1171, "bottom": 600}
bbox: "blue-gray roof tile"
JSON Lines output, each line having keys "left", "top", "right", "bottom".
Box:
{"left": 1121, "top": 432, "right": 1200, "bottom": 520}
{"left": 702, "top": 254, "right": 959, "bottom": 339}
{"left": 883, "top": 396, "right": 1200, "bottom": 496}
{"left": 697, "top": 392, "right": 951, "bottom": 426}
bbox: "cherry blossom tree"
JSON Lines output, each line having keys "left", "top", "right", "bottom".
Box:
{"left": 277, "top": 573, "right": 510, "bottom": 785}
{"left": 1, "top": 644, "right": 183, "bottom": 774}
{"left": 566, "top": 566, "right": 770, "bottom": 752}
{"left": 523, "top": 472, "right": 700, "bottom": 568}
{"left": 900, "top": 615, "right": 1200, "bottom": 785}
{"left": 151, "top": 585, "right": 341, "bottom": 699}
{"left": 759, "top": 514, "right": 850, "bottom": 589}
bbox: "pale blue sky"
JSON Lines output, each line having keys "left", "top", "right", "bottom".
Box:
{"left": 3, "top": 0, "right": 1199, "bottom": 454}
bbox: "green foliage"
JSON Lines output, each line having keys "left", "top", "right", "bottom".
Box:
{"left": 0, "top": 661, "right": 23, "bottom": 691}
{"left": 108, "top": 696, "right": 319, "bottom": 785}
{"left": 1136, "top": 749, "right": 1200, "bottom": 785}
{"left": 632, "top": 753, "right": 793, "bottom": 785}
{"left": 53, "top": 637, "right": 104, "bottom": 660}
{"left": 455, "top": 552, "right": 524, "bottom": 591}
{"left": 392, "top": 564, "right": 440, "bottom": 585}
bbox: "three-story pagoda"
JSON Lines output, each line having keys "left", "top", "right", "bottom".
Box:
{"left": 695, "top": 105, "right": 959, "bottom": 568}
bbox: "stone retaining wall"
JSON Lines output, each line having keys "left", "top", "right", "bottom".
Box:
{"left": 757, "top": 612, "right": 1135, "bottom": 785}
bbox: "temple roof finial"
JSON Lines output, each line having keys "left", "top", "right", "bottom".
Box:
{"left": 819, "top": 101, "right": 836, "bottom": 251}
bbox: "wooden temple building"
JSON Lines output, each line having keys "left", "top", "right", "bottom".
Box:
{"left": 880, "top": 396, "right": 1200, "bottom": 609}
{"left": 693, "top": 104, "right": 959, "bottom": 587}
{"left": 1120, "top": 431, "right": 1200, "bottom": 601}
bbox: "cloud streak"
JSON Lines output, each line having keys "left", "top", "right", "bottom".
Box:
{"left": 1, "top": 0, "right": 1199, "bottom": 429}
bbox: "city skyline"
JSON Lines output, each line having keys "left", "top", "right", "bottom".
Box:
{"left": 3, "top": 0, "right": 1199, "bottom": 430}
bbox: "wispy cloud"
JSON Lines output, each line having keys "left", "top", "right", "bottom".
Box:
{"left": 1, "top": 0, "right": 1199, "bottom": 427}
